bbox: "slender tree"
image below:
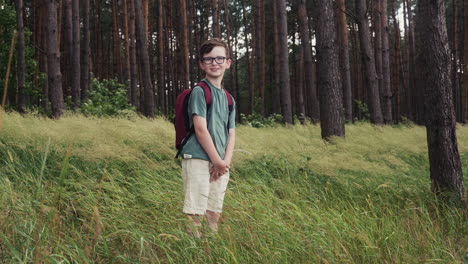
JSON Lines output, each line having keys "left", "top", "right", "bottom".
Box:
{"left": 415, "top": 0, "right": 464, "bottom": 202}
{"left": 390, "top": 0, "right": 401, "bottom": 121}
{"left": 128, "top": 0, "right": 139, "bottom": 108}
{"left": 71, "top": 0, "right": 80, "bottom": 108}
{"left": 381, "top": 0, "right": 392, "bottom": 123}
{"left": 134, "top": 0, "right": 154, "bottom": 117}
{"left": 257, "top": 0, "right": 265, "bottom": 114}
{"left": 272, "top": 0, "right": 281, "bottom": 114}
{"left": 407, "top": 0, "right": 419, "bottom": 123}
{"left": 112, "top": 0, "right": 122, "bottom": 79}
{"left": 464, "top": 0, "right": 468, "bottom": 123}
{"left": 355, "top": 0, "right": 384, "bottom": 124}
{"left": 335, "top": 0, "right": 352, "bottom": 122}
{"left": 15, "top": 0, "right": 26, "bottom": 113}
{"left": 299, "top": 0, "right": 319, "bottom": 122}
{"left": 158, "top": 0, "right": 165, "bottom": 113}
{"left": 316, "top": 0, "right": 345, "bottom": 138}
{"left": 81, "top": 0, "right": 90, "bottom": 102}
{"left": 179, "top": 0, "right": 190, "bottom": 91}
{"left": 277, "top": 0, "right": 293, "bottom": 124}
{"left": 452, "top": 0, "right": 460, "bottom": 121}
{"left": 212, "top": 0, "right": 220, "bottom": 38}
{"left": 46, "top": 0, "right": 64, "bottom": 118}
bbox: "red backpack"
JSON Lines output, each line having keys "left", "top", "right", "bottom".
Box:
{"left": 174, "top": 80, "right": 233, "bottom": 158}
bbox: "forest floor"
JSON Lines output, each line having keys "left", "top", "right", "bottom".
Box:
{"left": 0, "top": 112, "right": 467, "bottom": 263}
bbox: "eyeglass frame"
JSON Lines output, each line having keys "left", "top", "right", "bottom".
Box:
{"left": 200, "top": 56, "right": 228, "bottom": 65}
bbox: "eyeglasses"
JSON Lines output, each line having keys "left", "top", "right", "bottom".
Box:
{"left": 201, "top": 56, "right": 227, "bottom": 65}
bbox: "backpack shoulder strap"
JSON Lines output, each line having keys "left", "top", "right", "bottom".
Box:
{"left": 197, "top": 81, "right": 212, "bottom": 106}
{"left": 224, "top": 89, "right": 234, "bottom": 112}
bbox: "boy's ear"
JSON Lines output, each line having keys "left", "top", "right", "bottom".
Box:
{"left": 225, "top": 59, "right": 232, "bottom": 69}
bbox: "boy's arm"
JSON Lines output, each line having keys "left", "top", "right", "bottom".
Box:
{"left": 193, "top": 115, "right": 229, "bottom": 173}
{"left": 224, "top": 128, "right": 235, "bottom": 166}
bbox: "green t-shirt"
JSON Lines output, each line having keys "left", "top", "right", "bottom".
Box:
{"left": 180, "top": 79, "right": 236, "bottom": 161}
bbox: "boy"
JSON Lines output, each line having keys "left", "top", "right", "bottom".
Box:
{"left": 179, "top": 39, "right": 236, "bottom": 237}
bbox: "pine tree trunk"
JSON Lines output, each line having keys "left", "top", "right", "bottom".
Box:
{"left": 374, "top": 0, "right": 384, "bottom": 114}
{"left": 123, "top": 0, "right": 130, "bottom": 84}
{"left": 40, "top": 5, "right": 50, "bottom": 111}
{"left": 272, "top": 0, "right": 281, "bottom": 115}
{"left": 355, "top": 0, "right": 384, "bottom": 124}
{"left": 179, "top": 0, "right": 190, "bottom": 91}
{"left": 241, "top": 0, "right": 254, "bottom": 114}
{"left": 390, "top": 0, "right": 401, "bottom": 122}
{"left": 128, "top": 0, "right": 139, "bottom": 109}
{"left": 297, "top": 47, "right": 306, "bottom": 124}
{"left": 222, "top": 0, "right": 236, "bottom": 101}
{"left": 335, "top": 0, "right": 352, "bottom": 122}
{"left": 158, "top": 0, "right": 165, "bottom": 114}
{"left": 212, "top": 0, "right": 220, "bottom": 38}
{"left": 298, "top": 0, "right": 319, "bottom": 122}
{"left": 316, "top": 0, "right": 345, "bottom": 138}
{"left": 71, "top": 0, "right": 80, "bottom": 108}
{"left": 463, "top": 0, "right": 468, "bottom": 123}
{"left": 407, "top": 0, "right": 420, "bottom": 124}
{"left": 81, "top": 0, "right": 90, "bottom": 102}
{"left": 134, "top": 0, "right": 155, "bottom": 117}
{"left": 112, "top": 0, "right": 121, "bottom": 79}
{"left": 15, "top": 0, "right": 26, "bottom": 113}
{"left": 403, "top": 0, "right": 411, "bottom": 119}
{"left": 452, "top": 0, "right": 460, "bottom": 121}
{"left": 46, "top": 0, "right": 64, "bottom": 118}
{"left": 277, "top": 0, "right": 292, "bottom": 124}
{"left": 63, "top": 0, "right": 72, "bottom": 96}
{"left": 415, "top": 0, "right": 464, "bottom": 202}
{"left": 257, "top": 0, "right": 265, "bottom": 115}
{"left": 381, "top": 0, "right": 392, "bottom": 123}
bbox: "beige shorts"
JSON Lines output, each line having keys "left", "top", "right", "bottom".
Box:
{"left": 182, "top": 159, "right": 230, "bottom": 215}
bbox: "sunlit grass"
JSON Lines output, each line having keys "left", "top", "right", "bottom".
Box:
{"left": 0, "top": 112, "right": 466, "bottom": 263}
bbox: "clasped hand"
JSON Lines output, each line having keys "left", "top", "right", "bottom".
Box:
{"left": 210, "top": 159, "right": 229, "bottom": 182}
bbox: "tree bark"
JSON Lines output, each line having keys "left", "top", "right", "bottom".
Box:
{"left": 381, "top": 0, "right": 392, "bottom": 123}
{"left": 272, "top": 0, "right": 281, "bottom": 115}
{"left": 15, "top": 0, "right": 26, "bottom": 113}
{"left": 257, "top": 0, "right": 265, "bottom": 114}
{"left": 179, "top": 0, "right": 190, "bottom": 91}
{"left": 316, "top": 0, "right": 345, "bottom": 138}
{"left": 123, "top": 0, "right": 131, "bottom": 84}
{"left": 415, "top": 0, "right": 464, "bottom": 202}
{"left": 355, "top": 0, "right": 384, "bottom": 124}
{"left": 135, "top": 0, "right": 154, "bottom": 117}
{"left": 112, "top": 0, "right": 122, "bottom": 79}
{"left": 407, "top": 0, "right": 420, "bottom": 124}
{"left": 277, "top": 0, "right": 292, "bottom": 124}
{"left": 158, "top": 0, "right": 165, "bottom": 114}
{"left": 463, "top": 0, "right": 468, "bottom": 123}
{"left": 452, "top": 0, "right": 460, "bottom": 121}
{"left": 81, "top": 0, "right": 90, "bottom": 102}
{"left": 128, "top": 0, "right": 139, "bottom": 109}
{"left": 335, "top": 0, "right": 352, "bottom": 122}
{"left": 212, "top": 0, "right": 220, "bottom": 38}
{"left": 71, "top": 0, "right": 80, "bottom": 108}
{"left": 299, "top": 0, "right": 319, "bottom": 122}
{"left": 374, "top": 0, "right": 383, "bottom": 114}
{"left": 46, "top": 0, "right": 64, "bottom": 118}
{"left": 390, "top": 0, "right": 401, "bottom": 122}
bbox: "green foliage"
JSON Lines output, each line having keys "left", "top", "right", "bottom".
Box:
{"left": 81, "top": 78, "right": 136, "bottom": 117}
{"left": 354, "top": 99, "right": 370, "bottom": 121}
{"left": 240, "top": 112, "right": 283, "bottom": 127}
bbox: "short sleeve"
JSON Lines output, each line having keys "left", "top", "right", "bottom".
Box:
{"left": 188, "top": 87, "right": 207, "bottom": 119}
{"left": 228, "top": 98, "right": 236, "bottom": 129}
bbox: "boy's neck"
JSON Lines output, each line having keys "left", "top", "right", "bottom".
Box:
{"left": 205, "top": 76, "right": 223, "bottom": 89}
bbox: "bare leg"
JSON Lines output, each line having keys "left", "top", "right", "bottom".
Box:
{"left": 205, "top": 210, "right": 220, "bottom": 232}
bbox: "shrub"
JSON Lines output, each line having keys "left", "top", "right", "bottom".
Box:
{"left": 81, "top": 78, "right": 136, "bottom": 117}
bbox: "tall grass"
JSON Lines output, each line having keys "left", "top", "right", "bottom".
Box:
{"left": 0, "top": 112, "right": 466, "bottom": 263}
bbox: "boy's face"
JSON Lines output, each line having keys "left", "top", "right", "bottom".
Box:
{"left": 199, "top": 46, "right": 231, "bottom": 79}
